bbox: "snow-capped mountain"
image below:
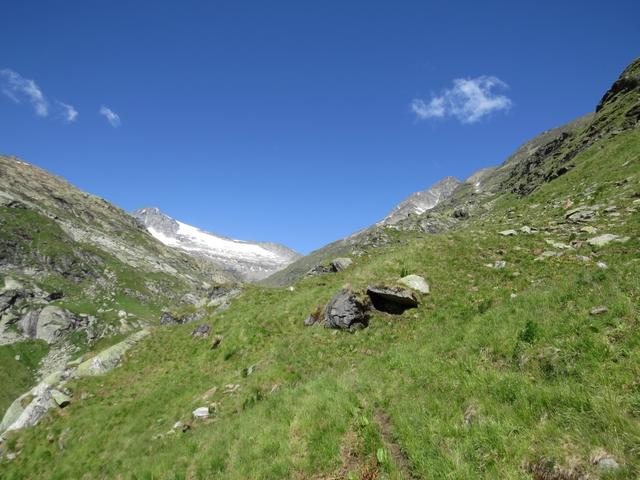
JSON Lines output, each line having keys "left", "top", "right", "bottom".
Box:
{"left": 132, "top": 208, "right": 301, "bottom": 281}
{"left": 380, "top": 176, "right": 462, "bottom": 225}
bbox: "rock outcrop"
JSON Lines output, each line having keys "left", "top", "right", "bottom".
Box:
{"left": 323, "top": 290, "right": 369, "bottom": 330}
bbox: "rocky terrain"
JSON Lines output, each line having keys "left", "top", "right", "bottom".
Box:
{"left": 379, "top": 176, "right": 462, "bottom": 225}
{"left": 0, "top": 58, "right": 638, "bottom": 479}
{"left": 133, "top": 207, "right": 300, "bottom": 281}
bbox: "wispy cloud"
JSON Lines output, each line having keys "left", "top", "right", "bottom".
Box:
{"left": 99, "top": 105, "right": 121, "bottom": 127}
{"left": 58, "top": 101, "right": 78, "bottom": 123}
{"left": 411, "top": 76, "right": 512, "bottom": 124}
{"left": 1, "top": 68, "right": 49, "bottom": 117}
{"left": 1, "top": 68, "right": 79, "bottom": 123}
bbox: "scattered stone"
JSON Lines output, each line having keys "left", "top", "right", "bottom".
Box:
{"left": 575, "top": 255, "right": 591, "bottom": 262}
{"left": 587, "top": 234, "right": 629, "bottom": 247}
{"left": 596, "top": 261, "right": 608, "bottom": 269}
{"left": 398, "top": 274, "right": 430, "bottom": 294}
{"left": 493, "top": 260, "right": 507, "bottom": 269}
{"left": 545, "top": 239, "right": 573, "bottom": 250}
{"left": 159, "top": 311, "right": 180, "bottom": 325}
{"left": 580, "top": 226, "right": 597, "bottom": 234}
{"left": 499, "top": 229, "right": 517, "bottom": 236}
{"left": 331, "top": 258, "right": 353, "bottom": 272}
{"left": 565, "top": 206, "right": 596, "bottom": 223}
{"left": 192, "top": 407, "right": 210, "bottom": 419}
{"left": 590, "top": 449, "right": 620, "bottom": 472}
{"left": 590, "top": 306, "right": 608, "bottom": 315}
{"left": 191, "top": 324, "right": 210, "bottom": 338}
{"left": 534, "top": 251, "right": 561, "bottom": 261}
{"left": 366, "top": 286, "right": 418, "bottom": 314}
{"left": 520, "top": 226, "right": 533, "bottom": 234}
{"left": 323, "top": 290, "right": 369, "bottom": 330}
{"left": 172, "top": 421, "right": 190, "bottom": 433}
{"left": 50, "top": 390, "right": 71, "bottom": 408}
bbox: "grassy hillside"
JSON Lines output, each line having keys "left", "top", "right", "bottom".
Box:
{"left": 1, "top": 117, "right": 638, "bottom": 478}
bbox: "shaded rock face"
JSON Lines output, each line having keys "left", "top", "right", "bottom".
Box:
{"left": 323, "top": 290, "right": 369, "bottom": 330}
{"left": 596, "top": 58, "right": 640, "bottom": 112}
{"left": 18, "top": 306, "right": 95, "bottom": 344}
{"left": 366, "top": 286, "right": 418, "bottom": 314}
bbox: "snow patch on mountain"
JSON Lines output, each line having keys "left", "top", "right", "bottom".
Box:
{"left": 133, "top": 208, "right": 300, "bottom": 281}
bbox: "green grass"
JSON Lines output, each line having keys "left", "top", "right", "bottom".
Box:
{"left": 0, "top": 340, "right": 49, "bottom": 414}
{"left": 1, "top": 108, "right": 639, "bottom": 478}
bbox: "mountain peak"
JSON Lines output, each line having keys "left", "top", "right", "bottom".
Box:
{"left": 131, "top": 207, "right": 301, "bottom": 281}
{"left": 380, "top": 176, "right": 462, "bottom": 225}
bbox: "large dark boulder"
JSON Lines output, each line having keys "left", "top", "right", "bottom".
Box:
{"left": 323, "top": 290, "right": 369, "bottom": 330}
{"left": 366, "top": 286, "right": 418, "bottom": 314}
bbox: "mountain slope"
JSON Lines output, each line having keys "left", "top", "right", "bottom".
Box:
{"left": 132, "top": 208, "right": 301, "bottom": 281}
{"left": 0, "top": 158, "right": 235, "bottom": 416}
{"left": 0, "top": 58, "right": 638, "bottom": 479}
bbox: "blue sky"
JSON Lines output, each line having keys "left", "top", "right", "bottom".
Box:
{"left": 1, "top": 1, "right": 639, "bottom": 253}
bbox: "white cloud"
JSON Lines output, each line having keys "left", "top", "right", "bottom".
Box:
{"left": 99, "top": 105, "right": 121, "bottom": 127}
{"left": 411, "top": 76, "right": 512, "bottom": 124}
{"left": 1, "top": 68, "right": 79, "bottom": 123}
{"left": 58, "top": 101, "right": 78, "bottom": 123}
{"left": 1, "top": 68, "right": 49, "bottom": 117}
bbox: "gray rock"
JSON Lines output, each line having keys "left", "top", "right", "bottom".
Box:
{"left": 2, "top": 277, "right": 24, "bottom": 292}
{"left": 587, "top": 234, "right": 630, "bottom": 247}
{"left": 160, "top": 311, "right": 180, "bottom": 325}
{"left": 18, "top": 306, "right": 85, "bottom": 344}
{"left": 74, "top": 329, "right": 149, "bottom": 378}
{"left": 192, "top": 407, "right": 210, "bottom": 419}
{"left": 191, "top": 324, "right": 210, "bottom": 337}
{"left": 499, "top": 230, "right": 517, "bottom": 236}
{"left": 590, "top": 306, "right": 608, "bottom": 315}
{"left": 366, "top": 286, "right": 418, "bottom": 314}
{"left": 50, "top": 389, "right": 71, "bottom": 408}
{"left": 398, "top": 274, "right": 430, "bottom": 294}
{"left": 324, "top": 290, "right": 369, "bottom": 330}
{"left": 565, "top": 206, "right": 596, "bottom": 223}
{"left": 35, "top": 306, "right": 75, "bottom": 343}
{"left": 331, "top": 258, "right": 353, "bottom": 272}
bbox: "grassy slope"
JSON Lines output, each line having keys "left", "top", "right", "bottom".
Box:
{"left": 0, "top": 341, "right": 49, "bottom": 414}
{"left": 1, "top": 128, "right": 638, "bottom": 478}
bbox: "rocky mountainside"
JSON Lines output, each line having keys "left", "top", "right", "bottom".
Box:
{"left": 0, "top": 158, "right": 239, "bottom": 420}
{"left": 262, "top": 58, "right": 640, "bottom": 287}
{"left": 379, "top": 176, "right": 462, "bottom": 225}
{"left": 0, "top": 58, "right": 638, "bottom": 479}
{"left": 132, "top": 207, "right": 301, "bottom": 281}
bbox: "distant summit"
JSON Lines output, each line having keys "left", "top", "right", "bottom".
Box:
{"left": 380, "top": 176, "right": 462, "bottom": 225}
{"left": 132, "top": 207, "right": 301, "bottom": 281}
